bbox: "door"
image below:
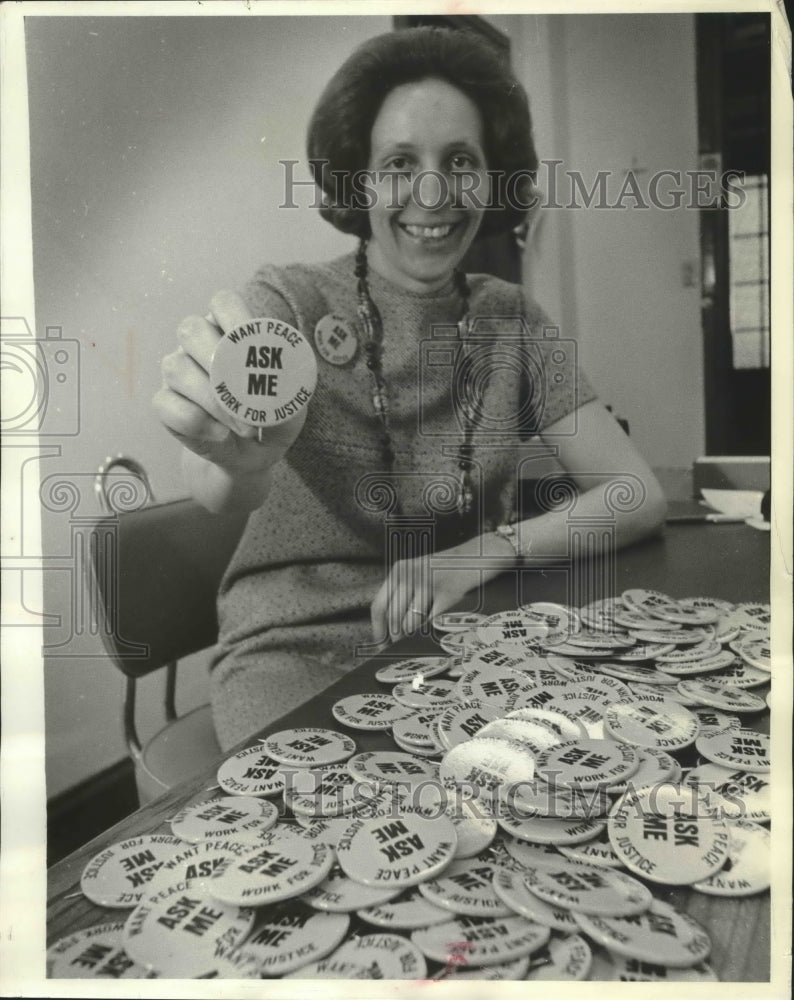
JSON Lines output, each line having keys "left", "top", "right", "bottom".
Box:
{"left": 696, "top": 13, "right": 771, "bottom": 455}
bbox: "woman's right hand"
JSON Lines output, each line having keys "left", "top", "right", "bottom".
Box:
{"left": 153, "top": 289, "right": 307, "bottom": 480}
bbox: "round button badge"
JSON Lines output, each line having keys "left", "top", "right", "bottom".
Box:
{"left": 411, "top": 914, "right": 551, "bottom": 968}
{"left": 335, "top": 808, "right": 457, "bottom": 889}
{"left": 210, "top": 316, "right": 317, "bottom": 428}
{"left": 303, "top": 864, "right": 402, "bottom": 913}
{"left": 455, "top": 664, "right": 534, "bottom": 709}
{"left": 732, "top": 634, "right": 771, "bottom": 672}
{"left": 522, "top": 859, "right": 652, "bottom": 916}
{"left": 725, "top": 602, "right": 771, "bottom": 632}
{"left": 558, "top": 826, "right": 625, "bottom": 869}
{"left": 283, "top": 765, "right": 373, "bottom": 817}
{"left": 608, "top": 746, "right": 679, "bottom": 794}
{"left": 536, "top": 738, "right": 639, "bottom": 789}
{"left": 676, "top": 679, "right": 766, "bottom": 713}
{"left": 216, "top": 745, "right": 295, "bottom": 797}
{"left": 695, "top": 727, "right": 770, "bottom": 772}
{"left": 392, "top": 678, "right": 458, "bottom": 710}
{"left": 123, "top": 878, "right": 255, "bottom": 978}
{"left": 607, "top": 783, "right": 730, "bottom": 885}
{"left": 573, "top": 898, "right": 711, "bottom": 968}
{"left": 80, "top": 835, "right": 184, "bottom": 908}
{"left": 691, "top": 706, "right": 742, "bottom": 733}
{"left": 437, "top": 701, "right": 502, "bottom": 750}
{"left": 506, "top": 706, "right": 587, "bottom": 742}
{"left": 502, "top": 836, "right": 565, "bottom": 869}
{"left": 170, "top": 795, "right": 278, "bottom": 843}
{"left": 392, "top": 711, "right": 445, "bottom": 752}
{"left": 212, "top": 904, "right": 349, "bottom": 978}
{"left": 600, "top": 662, "right": 679, "bottom": 685}
{"left": 525, "top": 934, "right": 592, "bottom": 981}
{"left": 327, "top": 932, "right": 429, "bottom": 980}
{"left": 435, "top": 954, "right": 531, "bottom": 981}
{"left": 603, "top": 699, "right": 700, "bottom": 752}
{"left": 432, "top": 611, "right": 487, "bottom": 633}
{"left": 374, "top": 656, "right": 449, "bottom": 685}
{"left": 417, "top": 855, "right": 514, "bottom": 917}
{"left": 614, "top": 641, "right": 676, "bottom": 662}
{"left": 347, "top": 750, "right": 438, "bottom": 788}
{"left": 588, "top": 950, "right": 719, "bottom": 982}
{"left": 207, "top": 829, "right": 334, "bottom": 907}
{"left": 357, "top": 887, "right": 452, "bottom": 930}
{"left": 498, "top": 810, "right": 606, "bottom": 846}
{"left": 492, "top": 865, "right": 579, "bottom": 933}
{"left": 711, "top": 657, "right": 769, "bottom": 688}
{"left": 685, "top": 761, "right": 770, "bottom": 822}
{"left": 259, "top": 727, "right": 357, "bottom": 767}
{"left": 476, "top": 718, "right": 562, "bottom": 755}
{"left": 440, "top": 737, "right": 535, "bottom": 807}
{"left": 313, "top": 313, "right": 358, "bottom": 366}
{"left": 656, "top": 649, "right": 735, "bottom": 676}
{"left": 331, "top": 693, "right": 414, "bottom": 730}
{"left": 692, "top": 818, "right": 770, "bottom": 896}
{"left": 413, "top": 785, "right": 497, "bottom": 859}
{"left": 475, "top": 610, "right": 550, "bottom": 648}
{"left": 47, "top": 922, "right": 146, "bottom": 979}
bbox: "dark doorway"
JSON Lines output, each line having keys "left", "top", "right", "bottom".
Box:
{"left": 696, "top": 13, "right": 771, "bottom": 455}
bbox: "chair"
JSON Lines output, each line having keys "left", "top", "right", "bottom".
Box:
{"left": 87, "top": 498, "right": 248, "bottom": 804}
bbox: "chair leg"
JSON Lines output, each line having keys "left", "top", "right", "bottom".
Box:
{"left": 123, "top": 675, "right": 143, "bottom": 760}
{"left": 164, "top": 661, "right": 177, "bottom": 722}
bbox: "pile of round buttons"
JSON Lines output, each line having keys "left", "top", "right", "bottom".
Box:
{"left": 50, "top": 591, "right": 770, "bottom": 980}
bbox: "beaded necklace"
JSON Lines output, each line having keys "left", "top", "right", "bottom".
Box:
{"left": 354, "top": 239, "right": 477, "bottom": 519}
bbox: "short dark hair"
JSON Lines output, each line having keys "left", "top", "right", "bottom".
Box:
{"left": 307, "top": 26, "right": 537, "bottom": 239}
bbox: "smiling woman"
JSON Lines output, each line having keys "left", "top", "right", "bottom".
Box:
{"left": 152, "top": 26, "right": 666, "bottom": 751}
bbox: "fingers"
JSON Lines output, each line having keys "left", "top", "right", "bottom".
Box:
{"left": 160, "top": 343, "right": 255, "bottom": 439}
{"left": 370, "top": 558, "right": 433, "bottom": 645}
{"left": 174, "top": 314, "right": 224, "bottom": 375}
{"left": 174, "top": 287, "right": 253, "bottom": 373}
{"left": 208, "top": 289, "right": 254, "bottom": 335}
{"left": 370, "top": 579, "right": 389, "bottom": 647}
{"left": 152, "top": 384, "right": 229, "bottom": 448}
{"left": 170, "top": 298, "right": 259, "bottom": 439}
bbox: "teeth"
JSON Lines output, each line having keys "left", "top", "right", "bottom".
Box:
{"left": 402, "top": 224, "right": 454, "bottom": 239}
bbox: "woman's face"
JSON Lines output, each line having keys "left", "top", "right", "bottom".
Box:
{"left": 366, "top": 77, "right": 488, "bottom": 293}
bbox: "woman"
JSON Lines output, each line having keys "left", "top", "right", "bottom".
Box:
{"left": 153, "top": 27, "right": 666, "bottom": 751}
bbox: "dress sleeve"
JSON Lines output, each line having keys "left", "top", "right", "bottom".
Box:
{"left": 241, "top": 265, "right": 300, "bottom": 328}
{"left": 517, "top": 286, "right": 599, "bottom": 437}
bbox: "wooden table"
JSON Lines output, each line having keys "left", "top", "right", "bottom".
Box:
{"left": 47, "top": 521, "right": 771, "bottom": 980}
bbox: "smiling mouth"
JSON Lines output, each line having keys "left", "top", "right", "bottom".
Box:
{"left": 397, "top": 222, "right": 460, "bottom": 241}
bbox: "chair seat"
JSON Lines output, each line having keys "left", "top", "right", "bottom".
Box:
{"left": 136, "top": 704, "right": 221, "bottom": 804}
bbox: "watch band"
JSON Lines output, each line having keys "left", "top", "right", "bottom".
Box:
{"left": 495, "top": 522, "right": 523, "bottom": 560}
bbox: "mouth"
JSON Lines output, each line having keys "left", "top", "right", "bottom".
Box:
{"left": 397, "top": 221, "right": 462, "bottom": 243}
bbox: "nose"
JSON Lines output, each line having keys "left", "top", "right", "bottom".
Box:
{"left": 412, "top": 169, "right": 452, "bottom": 212}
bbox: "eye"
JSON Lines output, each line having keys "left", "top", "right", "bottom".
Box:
{"left": 382, "top": 155, "right": 413, "bottom": 173}
{"left": 450, "top": 152, "right": 479, "bottom": 171}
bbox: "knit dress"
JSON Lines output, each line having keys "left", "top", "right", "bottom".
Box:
{"left": 210, "top": 250, "right": 596, "bottom": 750}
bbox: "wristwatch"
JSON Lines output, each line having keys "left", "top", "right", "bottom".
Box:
{"left": 495, "top": 522, "right": 522, "bottom": 560}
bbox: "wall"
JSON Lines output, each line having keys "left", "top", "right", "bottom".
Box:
{"left": 510, "top": 14, "right": 705, "bottom": 468}
{"left": 27, "top": 12, "right": 704, "bottom": 797}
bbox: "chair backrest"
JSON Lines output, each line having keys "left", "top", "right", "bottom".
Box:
{"left": 88, "top": 499, "right": 248, "bottom": 678}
